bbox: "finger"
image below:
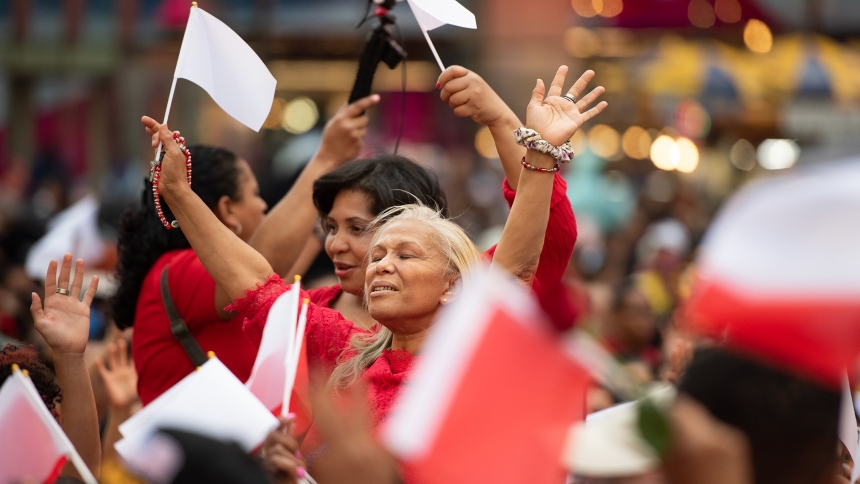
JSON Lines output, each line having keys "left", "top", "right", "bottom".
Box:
{"left": 151, "top": 133, "right": 159, "bottom": 149}
{"left": 95, "top": 358, "right": 108, "bottom": 379}
{"left": 453, "top": 105, "right": 474, "bottom": 118}
{"left": 566, "top": 70, "right": 596, "bottom": 101}
{"left": 158, "top": 125, "right": 183, "bottom": 157}
{"left": 574, "top": 86, "right": 605, "bottom": 112}
{"left": 83, "top": 275, "right": 99, "bottom": 307}
{"left": 70, "top": 259, "right": 85, "bottom": 299}
{"left": 141, "top": 115, "right": 159, "bottom": 129}
{"left": 580, "top": 101, "right": 609, "bottom": 124}
{"left": 447, "top": 90, "right": 471, "bottom": 109}
{"left": 44, "top": 260, "right": 58, "bottom": 296}
{"left": 440, "top": 76, "right": 471, "bottom": 104}
{"left": 268, "top": 428, "right": 301, "bottom": 452}
{"left": 347, "top": 115, "right": 370, "bottom": 130}
{"left": 530, "top": 79, "right": 546, "bottom": 105}
{"left": 547, "top": 65, "right": 569, "bottom": 98}
{"left": 116, "top": 338, "right": 129, "bottom": 368}
{"left": 344, "top": 94, "right": 381, "bottom": 118}
{"left": 437, "top": 65, "right": 470, "bottom": 89}
{"left": 105, "top": 342, "right": 120, "bottom": 370}
{"left": 352, "top": 128, "right": 368, "bottom": 140}
{"left": 30, "top": 292, "right": 43, "bottom": 319}
{"left": 267, "top": 454, "right": 303, "bottom": 480}
{"left": 58, "top": 253, "right": 73, "bottom": 291}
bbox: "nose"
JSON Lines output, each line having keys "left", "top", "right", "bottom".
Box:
{"left": 375, "top": 253, "right": 395, "bottom": 274}
{"left": 327, "top": 231, "right": 349, "bottom": 255}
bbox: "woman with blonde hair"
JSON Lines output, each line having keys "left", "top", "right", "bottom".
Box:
{"left": 148, "top": 65, "right": 606, "bottom": 479}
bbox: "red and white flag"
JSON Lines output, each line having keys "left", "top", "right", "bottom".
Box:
{"left": 0, "top": 365, "right": 97, "bottom": 484}
{"left": 382, "top": 267, "right": 590, "bottom": 484}
{"left": 244, "top": 278, "right": 312, "bottom": 435}
{"left": 684, "top": 161, "right": 860, "bottom": 387}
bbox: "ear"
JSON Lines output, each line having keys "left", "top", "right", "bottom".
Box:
{"left": 439, "top": 275, "right": 462, "bottom": 306}
{"left": 215, "top": 195, "right": 239, "bottom": 229}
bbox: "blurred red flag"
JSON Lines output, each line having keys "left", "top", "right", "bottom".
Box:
{"left": 158, "top": 0, "right": 191, "bottom": 28}
{"left": 383, "top": 268, "right": 590, "bottom": 484}
{"left": 0, "top": 368, "right": 94, "bottom": 484}
{"left": 684, "top": 162, "right": 860, "bottom": 388}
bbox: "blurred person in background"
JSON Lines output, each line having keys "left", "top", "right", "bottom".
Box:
{"left": 122, "top": 95, "right": 379, "bottom": 406}
{"left": 600, "top": 277, "right": 660, "bottom": 385}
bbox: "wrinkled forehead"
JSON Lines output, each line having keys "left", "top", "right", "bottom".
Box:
{"left": 371, "top": 220, "right": 438, "bottom": 250}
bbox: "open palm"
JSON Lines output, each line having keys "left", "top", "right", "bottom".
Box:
{"left": 96, "top": 338, "right": 139, "bottom": 408}
{"left": 30, "top": 254, "right": 99, "bottom": 355}
{"left": 525, "top": 66, "right": 608, "bottom": 147}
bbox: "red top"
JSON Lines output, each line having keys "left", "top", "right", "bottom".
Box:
{"left": 132, "top": 249, "right": 258, "bottom": 406}
{"left": 308, "top": 173, "right": 578, "bottom": 329}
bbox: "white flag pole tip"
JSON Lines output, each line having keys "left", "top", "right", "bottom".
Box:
{"left": 421, "top": 30, "right": 446, "bottom": 72}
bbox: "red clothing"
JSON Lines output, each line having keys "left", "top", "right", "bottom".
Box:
{"left": 308, "top": 174, "right": 578, "bottom": 329}
{"left": 132, "top": 249, "right": 258, "bottom": 406}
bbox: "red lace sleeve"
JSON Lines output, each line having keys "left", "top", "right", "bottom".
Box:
{"left": 226, "top": 274, "right": 290, "bottom": 348}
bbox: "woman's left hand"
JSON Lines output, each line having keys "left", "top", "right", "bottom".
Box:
{"left": 525, "top": 66, "right": 607, "bottom": 146}
{"left": 30, "top": 253, "right": 99, "bottom": 356}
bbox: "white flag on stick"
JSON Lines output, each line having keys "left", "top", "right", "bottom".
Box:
{"left": 405, "top": 0, "right": 476, "bottom": 72}
{"left": 163, "top": 4, "right": 276, "bottom": 133}
{"left": 0, "top": 365, "right": 97, "bottom": 484}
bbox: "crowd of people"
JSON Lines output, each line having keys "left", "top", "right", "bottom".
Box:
{"left": 0, "top": 63, "right": 856, "bottom": 484}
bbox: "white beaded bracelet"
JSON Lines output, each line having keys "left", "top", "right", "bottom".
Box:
{"left": 513, "top": 127, "right": 575, "bottom": 164}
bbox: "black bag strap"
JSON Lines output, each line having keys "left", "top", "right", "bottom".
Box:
{"left": 160, "top": 266, "right": 208, "bottom": 367}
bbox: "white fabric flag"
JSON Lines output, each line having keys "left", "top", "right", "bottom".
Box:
{"left": 839, "top": 375, "right": 859, "bottom": 474}
{"left": 0, "top": 367, "right": 97, "bottom": 484}
{"left": 245, "top": 280, "right": 299, "bottom": 412}
{"left": 405, "top": 0, "right": 476, "bottom": 71}
{"left": 116, "top": 357, "right": 278, "bottom": 461}
{"left": 174, "top": 6, "right": 276, "bottom": 131}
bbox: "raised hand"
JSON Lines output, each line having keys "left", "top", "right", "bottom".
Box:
{"left": 152, "top": 123, "right": 190, "bottom": 197}
{"left": 95, "top": 338, "right": 139, "bottom": 409}
{"left": 438, "top": 66, "right": 513, "bottom": 127}
{"left": 316, "top": 94, "right": 380, "bottom": 165}
{"left": 525, "top": 66, "right": 607, "bottom": 146}
{"left": 261, "top": 416, "right": 306, "bottom": 484}
{"left": 30, "top": 254, "right": 98, "bottom": 356}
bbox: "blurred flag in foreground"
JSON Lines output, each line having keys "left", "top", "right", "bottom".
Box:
{"left": 405, "top": 0, "right": 476, "bottom": 71}
{"left": 684, "top": 161, "right": 860, "bottom": 387}
{"left": 116, "top": 357, "right": 278, "bottom": 461}
{"left": 0, "top": 365, "right": 96, "bottom": 484}
{"left": 173, "top": 5, "right": 276, "bottom": 131}
{"left": 245, "top": 278, "right": 312, "bottom": 435}
{"left": 383, "top": 267, "right": 590, "bottom": 484}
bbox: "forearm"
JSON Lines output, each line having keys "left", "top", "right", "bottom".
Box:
{"left": 162, "top": 184, "right": 273, "bottom": 300}
{"left": 102, "top": 404, "right": 134, "bottom": 463}
{"left": 249, "top": 156, "right": 337, "bottom": 277}
{"left": 55, "top": 352, "right": 101, "bottom": 480}
{"left": 488, "top": 111, "right": 527, "bottom": 191}
{"left": 491, "top": 151, "right": 556, "bottom": 284}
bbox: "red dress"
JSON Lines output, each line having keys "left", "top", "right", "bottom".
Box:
{"left": 308, "top": 173, "right": 578, "bottom": 330}
{"left": 132, "top": 249, "right": 258, "bottom": 405}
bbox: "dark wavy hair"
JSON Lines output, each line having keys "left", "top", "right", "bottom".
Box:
{"left": 0, "top": 344, "right": 62, "bottom": 416}
{"left": 312, "top": 155, "right": 448, "bottom": 219}
{"left": 111, "top": 146, "right": 243, "bottom": 330}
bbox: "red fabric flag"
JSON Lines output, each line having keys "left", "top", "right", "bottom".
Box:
{"left": 383, "top": 268, "right": 590, "bottom": 484}
{"left": 683, "top": 162, "right": 860, "bottom": 388}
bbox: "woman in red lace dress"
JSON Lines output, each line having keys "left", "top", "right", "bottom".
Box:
{"left": 153, "top": 66, "right": 606, "bottom": 479}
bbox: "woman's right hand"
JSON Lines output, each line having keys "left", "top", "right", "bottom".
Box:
{"left": 151, "top": 123, "right": 191, "bottom": 198}
{"left": 437, "top": 66, "right": 514, "bottom": 128}
{"left": 315, "top": 94, "right": 380, "bottom": 166}
{"left": 261, "top": 416, "right": 306, "bottom": 484}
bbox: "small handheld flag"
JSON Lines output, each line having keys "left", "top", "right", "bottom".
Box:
{"left": 405, "top": 0, "right": 477, "bottom": 72}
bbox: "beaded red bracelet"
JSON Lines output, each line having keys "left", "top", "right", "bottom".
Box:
{"left": 521, "top": 157, "right": 559, "bottom": 173}
{"left": 151, "top": 131, "right": 192, "bottom": 229}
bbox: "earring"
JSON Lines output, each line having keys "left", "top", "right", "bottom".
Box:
{"left": 233, "top": 223, "right": 243, "bottom": 236}
{"left": 441, "top": 296, "right": 449, "bottom": 305}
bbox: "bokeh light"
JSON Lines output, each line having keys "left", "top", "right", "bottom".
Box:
{"left": 622, "top": 126, "right": 652, "bottom": 160}
{"left": 714, "top": 0, "right": 742, "bottom": 23}
{"left": 281, "top": 96, "right": 319, "bottom": 134}
{"left": 599, "top": 0, "right": 623, "bottom": 18}
{"left": 651, "top": 135, "right": 679, "bottom": 171}
{"left": 730, "top": 139, "right": 757, "bottom": 171}
{"left": 570, "top": 129, "right": 589, "bottom": 155}
{"left": 744, "top": 19, "right": 773, "bottom": 54}
{"left": 572, "top": 0, "right": 599, "bottom": 17}
{"left": 675, "top": 99, "right": 711, "bottom": 139}
{"left": 262, "top": 97, "right": 287, "bottom": 130}
{"left": 688, "top": 0, "right": 716, "bottom": 28}
{"left": 675, "top": 137, "right": 700, "bottom": 173}
{"left": 475, "top": 126, "right": 499, "bottom": 159}
{"left": 589, "top": 124, "right": 621, "bottom": 159}
{"left": 757, "top": 139, "right": 800, "bottom": 170}
{"left": 645, "top": 170, "right": 678, "bottom": 203}
{"left": 564, "top": 27, "right": 601, "bottom": 58}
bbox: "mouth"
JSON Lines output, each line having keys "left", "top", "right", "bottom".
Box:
{"left": 369, "top": 283, "right": 399, "bottom": 296}
{"left": 333, "top": 262, "right": 356, "bottom": 278}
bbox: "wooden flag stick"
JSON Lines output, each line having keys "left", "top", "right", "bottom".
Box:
{"left": 283, "top": 298, "right": 309, "bottom": 416}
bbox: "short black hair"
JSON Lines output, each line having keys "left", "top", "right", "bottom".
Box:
{"left": 312, "top": 155, "right": 448, "bottom": 218}
{"left": 678, "top": 347, "right": 841, "bottom": 484}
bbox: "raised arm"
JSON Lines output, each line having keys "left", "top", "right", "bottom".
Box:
{"left": 438, "top": 66, "right": 526, "bottom": 190}
{"left": 155, "top": 124, "right": 274, "bottom": 301}
{"left": 492, "top": 67, "right": 606, "bottom": 284}
{"left": 30, "top": 254, "right": 101, "bottom": 480}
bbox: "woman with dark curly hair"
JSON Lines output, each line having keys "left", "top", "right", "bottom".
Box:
{"left": 0, "top": 343, "right": 62, "bottom": 415}
{"left": 120, "top": 95, "right": 380, "bottom": 406}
